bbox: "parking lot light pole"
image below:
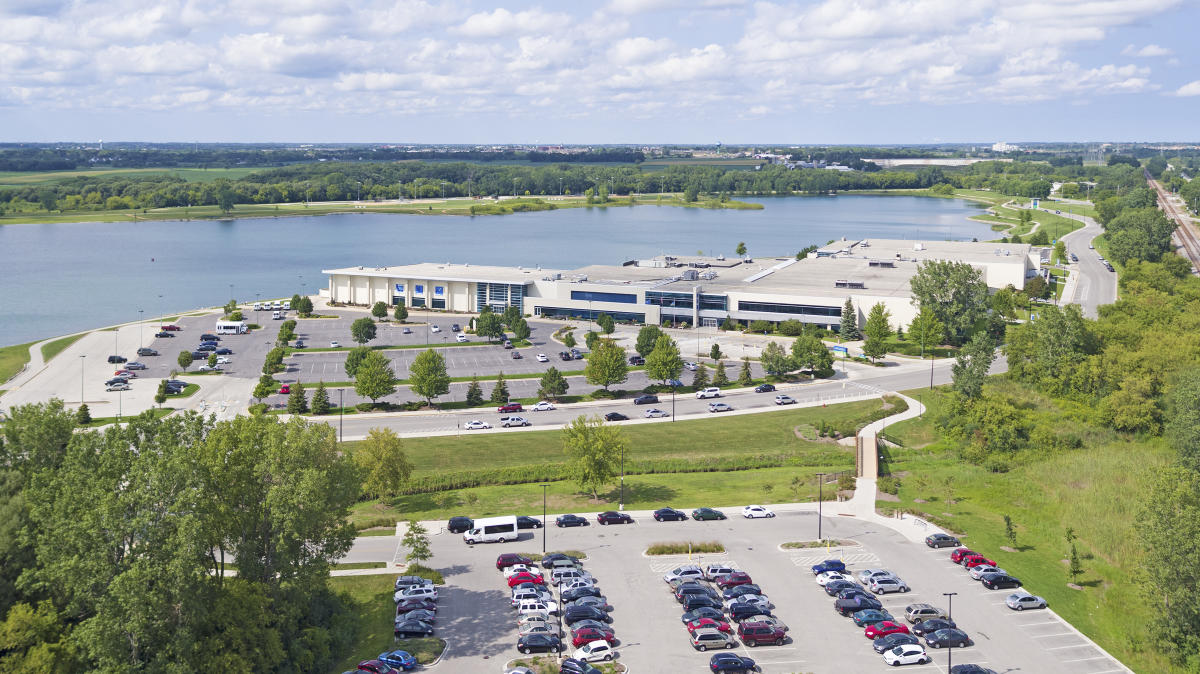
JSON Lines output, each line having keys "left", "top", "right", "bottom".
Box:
{"left": 138, "top": 309, "right": 144, "bottom": 349}
{"left": 339, "top": 389, "right": 344, "bottom": 442}
{"left": 79, "top": 355, "right": 85, "bottom": 404}
{"left": 943, "top": 591, "right": 958, "bottom": 673}
{"left": 540, "top": 483, "right": 550, "bottom": 553}
{"left": 815, "top": 472, "right": 827, "bottom": 542}
{"left": 619, "top": 447, "right": 625, "bottom": 511}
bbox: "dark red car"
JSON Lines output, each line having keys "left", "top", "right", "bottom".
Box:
{"left": 962, "top": 554, "right": 996, "bottom": 568}
{"left": 571, "top": 626, "right": 616, "bottom": 647}
{"left": 507, "top": 571, "right": 545, "bottom": 587}
{"left": 357, "top": 660, "right": 399, "bottom": 674}
{"left": 864, "top": 620, "right": 910, "bottom": 639}
{"left": 497, "top": 553, "right": 533, "bottom": 570}
{"left": 716, "top": 571, "right": 753, "bottom": 589}
{"left": 949, "top": 547, "right": 976, "bottom": 564}
{"left": 686, "top": 617, "right": 732, "bottom": 634}
{"left": 497, "top": 403, "right": 523, "bottom": 413}
{"left": 161, "top": 324, "right": 182, "bottom": 331}
{"left": 737, "top": 621, "right": 787, "bottom": 646}
{"left": 394, "top": 598, "right": 436, "bottom": 615}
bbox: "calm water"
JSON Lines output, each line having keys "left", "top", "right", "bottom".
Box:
{"left": 0, "top": 195, "right": 987, "bottom": 346}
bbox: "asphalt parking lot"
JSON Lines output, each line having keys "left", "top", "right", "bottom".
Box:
{"left": 350, "top": 510, "right": 1132, "bottom": 673}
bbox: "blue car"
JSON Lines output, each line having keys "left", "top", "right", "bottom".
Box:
{"left": 378, "top": 649, "right": 417, "bottom": 670}
{"left": 811, "top": 559, "right": 846, "bottom": 575}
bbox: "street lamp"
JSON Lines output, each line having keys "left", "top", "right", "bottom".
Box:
{"left": 339, "top": 389, "right": 344, "bottom": 442}
{"left": 943, "top": 591, "right": 958, "bottom": 673}
{"left": 815, "top": 472, "right": 827, "bottom": 542}
{"left": 540, "top": 483, "right": 550, "bottom": 553}
{"left": 79, "top": 354, "right": 85, "bottom": 404}
{"left": 138, "top": 309, "right": 144, "bottom": 349}
{"left": 619, "top": 444, "right": 625, "bottom": 511}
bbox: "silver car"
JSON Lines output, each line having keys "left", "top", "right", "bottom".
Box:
{"left": 856, "top": 568, "right": 894, "bottom": 585}
{"left": 690, "top": 627, "right": 735, "bottom": 651}
{"left": 869, "top": 576, "right": 910, "bottom": 594}
{"left": 969, "top": 564, "right": 1006, "bottom": 580}
{"left": 1005, "top": 592, "right": 1047, "bottom": 611}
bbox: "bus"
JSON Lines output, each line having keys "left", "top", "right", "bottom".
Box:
{"left": 463, "top": 515, "right": 518, "bottom": 544}
{"left": 214, "top": 320, "right": 248, "bottom": 335}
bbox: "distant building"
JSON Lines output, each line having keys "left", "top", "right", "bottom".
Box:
{"left": 992, "top": 142, "right": 1020, "bottom": 152}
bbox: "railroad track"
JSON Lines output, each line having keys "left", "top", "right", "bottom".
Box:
{"left": 1147, "top": 170, "right": 1200, "bottom": 269}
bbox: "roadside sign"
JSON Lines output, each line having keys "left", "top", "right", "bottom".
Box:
{"left": 831, "top": 346, "right": 848, "bottom": 354}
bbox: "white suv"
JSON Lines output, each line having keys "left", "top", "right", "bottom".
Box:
{"left": 695, "top": 387, "right": 721, "bottom": 399}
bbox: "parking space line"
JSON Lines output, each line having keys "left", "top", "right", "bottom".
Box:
{"left": 1032, "top": 632, "right": 1077, "bottom": 638}
{"left": 1061, "top": 655, "right": 1115, "bottom": 663}
{"left": 1017, "top": 619, "right": 1060, "bottom": 627}
{"left": 1045, "top": 643, "right": 1092, "bottom": 650}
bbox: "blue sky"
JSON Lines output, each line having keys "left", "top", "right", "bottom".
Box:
{"left": 1, "top": 0, "right": 1196, "bottom": 143}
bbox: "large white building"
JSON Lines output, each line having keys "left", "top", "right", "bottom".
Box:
{"left": 323, "top": 239, "right": 1038, "bottom": 331}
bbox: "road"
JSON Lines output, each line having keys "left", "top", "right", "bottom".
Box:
{"left": 1148, "top": 173, "right": 1200, "bottom": 269}
{"left": 1057, "top": 212, "right": 1118, "bottom": 318}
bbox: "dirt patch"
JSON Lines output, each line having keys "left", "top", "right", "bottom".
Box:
{"left": 876, "top": 492, "right": 900, "bottom": 502}
{"left": 793, "top": 424, "right": 843, "bottom": 443}
{"left": 1000, "top": 546, "right": 1017, "bottom": 553}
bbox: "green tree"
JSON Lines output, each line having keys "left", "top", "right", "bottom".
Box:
{"left": 584, "top": 330, "right": 600, "bottom": 351}
{"left": 1068, "top": 542, "right": 1084, "bottom": 583}
{"left": 735, "top": 241, "right": 747, "bottom": 257}
{"left": 861, "top": 303, "right": 892, "bottom": 362}
{"left": 760, "top": 341, "right": 791, "bottom": 376}
{"left": 354, "top": 351, "right": 396, "bottom": 405}
{"left": 207, "top": 353, "right": 218, "bottom": 368}
{"left": 354, "top": 428, "right": 413, "bottom": 500}
{"left": 177, "top": 350, "right": 193, "bottom": 371}
{"left": 298, "top": 296, "right": 313, "bottom": 316}
{"left": 710, "top": 343, "right": 723, "bottom": 360}
{"left": 155, "top": 380, "right": 168, "bottom": 406}
{"left": 393, "top": 303, "right": 408, "bottom": 322}
{"left": 511, "top": 317, "right": 531, "bottom": 341}
{"left": 597, "top": 313, "right": 615, "bottom": 335}
{"left": 791, "top": 335, "right": 833, "bottom": 378}
{"left": 465, "top": 376, "right": 484, "bottom": 406}
{"left": 909, "top": 260, "right": 989, "bottom": 344}
{"left": 691, "top": 362, "right": 709, "bottom": 388}
{"left": 402, "top": 519, "right": 432, "bottom": 565}
{"left": 839, "top": 298, "right": 860, "bottom": 340}
{"left": 502, "top": 305, "right": 521, "bottom": 327}
{"left": 738, "top": 356, "right": 753, "bottom": 385}
{"left": 1053, "top": 240, "right": 1067, "bottom": 264}
{"left": 1138, "top": 467, "right": 1200, "bottom": 665}
{"left": 907, "top": 306, "right": 945, "bottom": 358}
{"left": 286, "top": 381, "right": 308, "bottom": 414}
{"left": 291, "top": 294, "right": 302, "bottom": 310}
{"left": 75, "top": 403, "right": 92, "bottom": 424}
{"left": 252, "top": 374, "right": 276, "bottom": 402}
{"left": 585, "top": 339, "right": 628, "bottom": 391}
{"left": 538, "top": 366, "right": 570, "bottom": 400}
{"left": 683, "top": 185, "right": 699, "bottom": 202}
{"left": 562, "top": 415, "right": 628, "bottom": 499}
{"left": 777, "top": 319, "right": 805, "bottom": 336}
{"left": 712, "top": 360, "right": 729, "bottom": 386}
{"left": 476, "top": 311, "right": 504, "bottom": 342}
{"left": 951, "top": 331, "right": 997, "bottom": 400}
{"left": 635, "top": 325, "right": 664, "bottom": 357}
{"left": 217, "top": 186, "right": 236, "bottom": 212}
{"left": 310, "top": 381, "right": 330, "bottom": 415}
{"left": 350, "top": 317, "right": 377, "bottom": 345}
{"left": 489, "top": 372, "right": 509, "bottom": 404}
{"left": 1004, "top": 514, "right": 1017, "bottom": 548}
{"left": 721, "top": 315, "right": 738, "bottom": 331}
{"left": 748, "top": 320, "right": 773, "bottom": 334}
{"left": 344, "top": 345, "right": 371, "bottom": 378}
{"left": 562, "top": 330, "right": 577, "bottom": 349}
{"left": 371, "top": 302, "right": 388, "bottom": 320}
{"left": 1166, "top": 369, "right": 1200, "bottom": 471}
{"left": 645, "top": 334, "right": 683, "bottom": 384}
{"left": 409, "top": 349, "right": 449, "bottom": 405}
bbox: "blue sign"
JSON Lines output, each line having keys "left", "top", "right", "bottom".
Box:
{"left": 435, "top": 286, "right": 444, "bottom": 296}
{"left": 831, "top": 346, "right": 848, "bottom": 354}
{"left": 394, "top": 283, "right": 405, "bottom": 293}
{"left": 414, "top": 284, "right": 424, "bottom": 294}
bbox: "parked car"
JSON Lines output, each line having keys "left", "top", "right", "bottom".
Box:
{"left": 742, "top": 505, "right": 774, "bottom": 518}
{"left": 811, "top": 559, "right": 847, "bottom": 575}
{"left": 949, "top": 547, "right": 976, "bottom": 564}
{"left": 633, "top": 394, "right": 659, "bottom": 405}
{"left": 516, "top": 516, "right": 543, "bottom": 529}
{"left": 566, "top": 596, "right": 611, "bottom": 612}
{"left": 708, "top": 652, "right": 758, "bottom": 673}
{"left": 816, "top": 571, "right": 852, "bottom": 586}
{"left": 904, "top": 604, "right": 946, "bottom": 623}
{"left": 571, "top": 627, "right": 615, "bottom": 647}
{"left": 824, "top": 579, "right": 860, "bottom": 596}
{"left": 968, "top": 564, "right": 1006, "bottom": 580}
{"left": 754, "top": 383, "right": 775, "bottom": 393}
{"left": 394, "top": 598, "right": 436, "bottom": 614}
{"left": 961, "top": 554, "right": 996, "bottom": 569}
{"left": 197, "top": 344, "right": 216, "bottom": 351}
{"left": 727, "top": 602, "right": 769, "bottom": 623}
{"left": 681, "top": 607, "right": 726, "bottom": 624}
{"left": 556, "top": 514, "right": 589, "bottom": 527}
{"left": 161, "top": 325, "right": 181, "bottom": 331}
{"left": 357, "top": 659, "right": 400, "bottom": 674}
{"left": 664, "top": 565, "right": 705, "bottom": 584}
{"left": 851, "top": 609, "right": 894, "bottom": 627}
{"left": 737, "top": 621, "right": 786, "bottom": 646}
{"left": 869, "top": 576, "right": 911, "bottom": 594}
{"left": 395, "top": 575, "right": 434, "bottom": 590}
{"left": 136, "top": 348, "right": 158, "bottom": 356}
{"left": 629, "top": 355, "right": 645, "bottom": 365}
{"left": 559, "top": 351, "right": 573, "bottom": 361}
{"left": 925, "top": 628, "right": 973, "bottom": 649}
{"left": 392, "top": 619, "right": 434, "bottom": 638}
{"left": 1005, "top": 592, "right": 1047, "bottom": 611}
{"left": 708, "top": 402, "right": 733, "bottom": 413}
{"left": 572, "top": 640, "right": 616, "bottom": 662}
{"left": 690, "top": 628, "right": 736, "bottom": 651}
{"left": 691, "top": 507, "right": 726, "bottom": 521}
{"left": 536, "top": 353, "right": 549, "bottom": 362}
{"left": 603, "top": 412, "right": 628, "bottom": 421}
{"left": 447, "top": 516, "right": 473, "bottom": 533}
{"left": 377, "top": 649, "right": 418, "bottom": 670}
{"left": 540, "top": 552, "right": 580, "bottom": 568}
{"left": 653, "top": 507, "right": 688, "bottom": 521}
{"left": 703, "top": 564, "right": 735, "bottom": 580}
{"left": 883, "top": 643, "right": 930, "bottom": 666}
{"left": 498, "top": 402, "right": 524, "bottom": 413}
{"left": 155, "top": 331, "right": 173, "bottom": 338}
{"left": 687, "top": 617, "right": 732, "bottom": 634}
{"left": 107, "top": 355, "right": 127, "bottom": 364}
{"left": 395, "top": 585, "right": 438, "bottom": 602}
{"left": 596, "top": 511, "right": 633, "bottom": 525}
{"left": 500, "top": 416, "right": 531, "bottom": 428}
{"left": 716, "top": 571, "right": 753, "bottom": 589}
{"left": 696, "top": 387, "right": 721, "bottom": 399}
{"left": 563, "top": 606, "right": 610, "bottom": 626}
{"left": 645, "top": 408, "right": 670, "bottom": 418}
{"left": 106, "top": 382, "right": 131, "bottom": 392}
{"left": 451, "top": 323, "right": 461, "bottom": 332}
{"left": 571, "top": 348, "right": 583, "bottom": 359}
{"left": 683, "top": 361, "right": 698, "bottom": 371}
{"left": 561, "top": 587, "right": 602, "bottom": 604}
{"left": 981, "top": 573, "right": 1022, "bottom": 590}
{"left": 402, "top": 327, "right": 413, "bottom": 334}
{"left": 214, "top": 347, "right": 232, "bottom": 355}
{"left": 464, "top": 420, "right": 491, "bottom": 430}
{"left": 723, "top": 584, "right": 762, "bottom": 600}
{"left": 508, "top": 572, "right": 547, "bottom": 588}
{"left": 559, "top": 657, "right": 604, "bottom": 674}
{"left": 864, "top": 620, "right": 910, "bottom": 640}
{"left": 911, "top": 618, "right": 956, "bottom": 637}
{"left": 430, "top": 326, "right": 441, "bottom": 333}
{"left": 925, "top": 533, "right": 961, "bottom": 548}
{"left": 517, "top": 633, "right": 563, "bottom": 654}
{"left": 456, "top": 334, "right": 468, "bottom": 343}
{"left": 949, "top": 665, "right": 998, "bottom": 674}
{"left": 856, "top": 569, "right": 895, "bottom": 585}
{"left": 774, "top": 394, "right": 796, "bottom": 405}
{"left": 531, "top": 401, "right": 556, "bottom": 411}
{"left": 873, "top": 632, "right": 921, "bottom": 654}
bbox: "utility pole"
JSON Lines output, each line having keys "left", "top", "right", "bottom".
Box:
{"left": 540, "top": 483, "right": 550, "bottom": 553}
{"left": 943, "top": 592, "right": 958, "bottom": 673}
{"left": 815, "top": 472, "right": 827, "bottom": 541}
{"left": 79, "top": 355, "right": 85, "bottom": 405}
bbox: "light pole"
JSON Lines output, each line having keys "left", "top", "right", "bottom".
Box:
{"left": 540, "top": 483, "right": 550, "bottom": 553}
{"left": 138, "top": 309, "right": 144, "bottom": 349}
{"left": 943, "top": 591, "right": 958, "bottom": 673}
{"left": 79, "top": 354, "right": 85, "bottom": 404}
{"left": 619, "top": 445, "right": 625, "bottom": 511}
{"left": 339, "top": 389, "right": 344, "bottom": 442}
{"left": 815, "top": 472, "right": 827, "bottom": 542}
{"left": 671, "top": 383, "right": 676, "bottom": 422}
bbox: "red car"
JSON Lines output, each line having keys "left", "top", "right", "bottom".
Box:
{"left": 506, "top": 572, "right": 545, "bottom": 587}
{"left": 962, "top": 554, "right": 996, "bottom": 568}
{"left": 497, "top": 553, "right": 533, "bottom": 570}
{"left": 279, "top": 384, "right": 290, "bottom": 394}
{"left": 864, "top": 620, "right": 911, "bottom": 639}
{"left": 950, "top": 547, "right": 976, "bottom": 564}
{"left": 161, "top": 324, "right": 182, "bottom": 331}
{"left": 716, "top": 571, "right": 753, "bottom": 589}
{"left": 686, "top": 617, "right": 732, "bottom": 634}
{"left": 357, "top": 659, "right": 399, "bottom": 674}
{"left": 497, "top": 403, "right": 524, "bottom": 413}
{"left": 571, "top": 626, "right": 616, "bottom": 647}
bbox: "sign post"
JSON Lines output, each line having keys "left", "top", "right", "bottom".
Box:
{"left": 832, "top": 345, "right": 848, "bottom": 372}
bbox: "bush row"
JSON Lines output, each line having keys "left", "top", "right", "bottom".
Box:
{"left": 645, "top": 541, "right": 725, "bottom": 555}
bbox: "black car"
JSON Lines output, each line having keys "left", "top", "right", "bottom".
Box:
{"left": 682, "top": 594, "right": 723, "bottom": 611}
{"left": 597, "top": 511, "right": 633, "bottom": 525}
{"left": 446, "top": 516, "right": 473, "bottom": 533}
{"left": 166, "top": 379, "right": 187, "bottom": 388}
{"left": 981, "top": 573, "right": 1022, "bottom": 590}
{"left": 155, "top": 331, "right": 173, "bottom": 338}
{"left": 873, "top": 632, "right": 921, "bottom": 654}
{"left": 603, "top": 412, "right": 628, "bottom": 422}
{"left": 517, "top": 633, "right": 563, "bottom": 654}
{"left": 541, "top": 552, "right": 579, "bottom": 568}
{"left": 451, "top": 324, "right": 461, "bottom": 332}
{"left": 561, "top": 586, "right": 602, "bottom": 603}
{"left": 911, "top": 618, "right": 956, "bottom": 637}
{"left": 107, "top": 355, "right": 127, "bottom": 364}
{"left": 215, "top": 347, "right": 233, "bottom": 355}
{"left": 753, "top": 383, "right": 775, "bottom": 393}
{"left": 633, "top": 394, "right": 659, "bottom": 405}
{"left": 517, "top": 516, "right": 543, "bottom": 529}
{"left": 925, "top": 533, "right": 961, "bottom": 548}
{"left": 197, "top": 344, "right": 216, "bottom": 351}
{"left": 723, "top": 584, "right": 762, "bottom": 600}
{"left": 926, "top": 628, "right": 973, "bottom": 649}
{"left": 824, "top": 579, "right": 859, "bottom": 596}
{"left": 950, "top": 666, "right": 998, "bottom": 674}
{"left": 629, "top": 355, "right": 645, "bottom": 365}
{"left": 681, "top": 607, "right": 726, "bottom": 624}
{"left": 571, "top": 348, "right": 583, "bottom": 359}
{"left": 401, "top": 608, "right": 436, "bottom": 624}
{"left": 835, "top": 596, "right": 882, "bottom": 616}
{"left": 199, "top": 334, "right": 219, "bottom": 341}
{"left": 556, "top": 514, "right": 588, "bottom": 527}
{"left": 392, "top": 619, "right": 433, "bottom": 638}
{"left": 563, "top": 606, "right": 611, "bottom": 625}
{"left": 560, "top": 657, "right": 604, "bottom": 674}
{"left": 394, "top": 575, "right": 433, "bottom": 591}
{"left": 104, "top": 377, "right": 129, "bottom": 386}
{"left": 653, "top": 507, "right": 687, "bottom": 521}
{"left": 728, "top": 603, "right": 769, "bottom": 622}
{"left": 836, "top": 587, "right": 873, "bottom": 601}
{"left": 190, "top": 351, "right": 208, "bottom": 360}
{"left": 559, "top": 351, "right": 573, "bottom": 361}
{"left": 566, "top": 596, "right": 612, "bottom": 612}
{"left": 709, "top": 652, "right": 758, "bottom": 673}
{"left": 394, "top": 598, "right": 436, "bottom": 614}
{"left": 677, "top": 586, "right": 721, "bottom": 604}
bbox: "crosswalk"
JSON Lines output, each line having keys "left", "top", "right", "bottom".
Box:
{"left": 647, "top": 558, "right": 740, "bottom": 574}
{"left": 788, "top": 551, "right": 880, "bottom": 567}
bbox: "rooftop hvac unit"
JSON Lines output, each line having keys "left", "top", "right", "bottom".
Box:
{"left": 681, "top": 269, "right": 699, "bottom": 280}
{"left": 835, "top": 280, "right": 866, "bottom": 289}
{"left": 700, "top": 271, "right": 717, "bottom": 280}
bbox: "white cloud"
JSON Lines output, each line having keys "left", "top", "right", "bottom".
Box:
{"left": 606, "top": 0, "right": 746, "bottom": 14}
{"left": 608, "top": 37, "right": 672, "bottom": 65}
{"left": 1175, "top": 80, "right": 1200, "bottom": 96}
{"left": 454, "top": 8, "right": 568, "bottom": 37}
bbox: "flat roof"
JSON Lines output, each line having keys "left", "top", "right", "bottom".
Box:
{"left": 323, "top": 262, "right": 567, "bottom": 285}
{"left": 815, "top": 238, "right": 1032, "bottom": 264}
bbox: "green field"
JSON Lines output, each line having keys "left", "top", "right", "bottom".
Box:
{"left": 329, "top": 574, "right": 445, "bottom": 672}
{"left": 0, "top": 340, "right": 35, "bottom": 383}
{"left": 0, "top": 167, "right": 263, "bottom": 186}
{"left": 40, "top": 334, "right": 84, "bottom": 362}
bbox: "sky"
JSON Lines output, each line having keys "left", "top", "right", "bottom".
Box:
{"left": 0, "top": 0, "right": 1197, "bottom": 144}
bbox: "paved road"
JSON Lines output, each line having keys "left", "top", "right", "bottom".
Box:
{"left": 1058, "top": 213, "right": 1117, "bottom": 318}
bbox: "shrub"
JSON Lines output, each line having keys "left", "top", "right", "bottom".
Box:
{"left": 780, "top": 539, "right": 857, "bottom": 549}
{"left": 355, "top": 402, "right": 376, "bottom": 412}
{"left": 748, "top": 320, "right": 773, "bottom": 334}
{"left": 518, "top": 550, "right": 589, "bottom": 562}
{"left": 646, "top": 541, "right": 725, "bottom": 555}
{"left": 404, "top": 563, "right": 446, "bottom": 585}
{"left": 878, "top": 476, "right": 900, "bottom": 495}
{"left": 247, "top": 403, "right": 268, "bottom": 415}
{"left": 777, "top": 319, "right": 805, "bottom": 336}
{"left": 837, "top": 473, "right": 857, "bottom": 491}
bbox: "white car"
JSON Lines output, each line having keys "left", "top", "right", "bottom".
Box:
{"left": 869, "top": 576, "right": 910, "bottom": 594}
{"left": 774, "top": 394, "right": 796, "bottom": 405}
{"left": 560, "top": 578, "right": 596, "bottom": 593}
{"left": 816, "top": 570, "right": 850, "bottom": 586}
{"left": 430, "top": 325, "right": 441, "bottom": 333}
{"left": 729, "top": 594, "right": 771, "bottom": 611}
{"left": 856, "top": 568, "right": 894, "bottom": 585}
{"left": 456, "top": 333, "right": 468, "bottom": 343}
{"left": 503, "top": 564, "right": 537, "bottom": 579}
{"left": 518, "top": 622, "right": 561, "bottom": 637}
{"left": 536, "top": 353, "right": 549, "bottom": 362}
{"left": 511, "top": 589, "right": 552, "bottom": 607}
{"left": 500, "top": 416, "right": 531, "bottom": 428}
{"left": 663, "top": 565, "right": 705, "bottom": 584}
{"left": 883, "top": 643, "right": 930, "bottom": 666}
{"left": 695, "top": 387, "right": 721, "bottom": 399}
{"left": 464, "top": 420, "right": 491, "bottom": 430}
{"left": 683, "top": 361, "right": 698, "bottom": 371}
{"left": 551, "top": 568, "right": 594, "bottom": 585}
{"left": 703, "top": 564, "right": 736, "bottom": 581}
{"left": 393, "top": 585, "right": 438, "bottom": 602}
{"left": 517, "top": 599, "right": 558, "bottom": 616}
{"left": 196, "top": 364, "right": 220, "bottom": 372}
{"left": 329, "top": 341, "right": 340, "bottom": 348}
{"left": 106, "top": 382, "right": 131, "bottom": 392}
{"left": 572, "top": 640, "right": 615, "bottom": 662}
{"left": 517, "top": 613, "right": 553, "bottom": 627}
{"left": 531, "top": 401, "right": 556, "bottom": 411}
{"left": 969, "top": 564, "right": 1006, "bottom": 580}
{"left": 742, "top": 505, "right": 775, "bottom": 519}
{"left": 644, "top": 408, "right": 670, "bottom": 418}
{"left": 1006, "top": 592, "right": 1047, "bottom": 611}
{"left": 215, "top": 356, "right": 231, "bottom": 364}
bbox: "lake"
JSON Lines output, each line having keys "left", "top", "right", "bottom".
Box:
{"left": 0, "top": 195, "right": 988, "bottom": 346}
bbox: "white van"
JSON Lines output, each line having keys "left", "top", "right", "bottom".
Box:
{"left": 463, "top": 515, "right": 518, "bottom": 544}
{"left": 283, "top": 300, "right": 291, "bottom": 310}
{"left": 272, "top": 311, "right": 282, "bottom": 320}
{"left": 696, "top": 387, "right": 721, "bottom": 399}
{"left": 215, "top": 320, "right": 247, "bottom": 335}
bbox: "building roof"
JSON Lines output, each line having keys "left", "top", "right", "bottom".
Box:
{"left": 322, "top": 262, "right": 567, "bottom": 285}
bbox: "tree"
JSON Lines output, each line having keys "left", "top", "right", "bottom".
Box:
{"left": 909, "top": 260, "right": 989, "bottom": 344}
{"left": 1053, "top": 240, "right": 1067, "bottom": 264}
{"left": 760, "top": 341, "right": 791, "bottom": 377}
{"left": 298, "top": 296, "right": 314, "bottom": 316}
{"left": 597, "top": 313, "right": 615, "bottom": 335}
{"left": 721, "top": 316, "right": 738, "bottom": 331}
{"left": 1138, "top": 467, "right": 1200, "bottom": 664}
{"left": 562, "top": 330, "right": 577, "bottom": 349}
{"left": 584, "top": 330, "right": 600, "bottom": 351}
{"left": 291, "top": 294, "right": 302, "bottom": 310}
{"left": 645, "top": 334, "right": 683, "bottom": 384}
{"left": 907, "top": 306, "right": 945, "bottom": 358}
{"left": 735, "top": 241, "right": 747, "bottom": 257}
{"left": 401, "top": 519, "right": 432, "bottom": 565}
{"left": 207, "top": 353, "right": 218, "bottom": 368}
{"left": 392, "top": 303, "right": 407, "bottom": 322}
{"left": 177, "top": 350, "right": 193, "bottom": 371}
{"left": 75, "top": 403, "right": 92, "bottom": 424}
{"left": 350, "top": 317, "right": 377, "bottom": 345}
{"left": 502, "top": 305, "right": 521, "bottom": 327}
{"left": 738, "top": 356, "right": 753, "bottom": 385}
{"left": 354, "top": 428, "right": 413, "bottom": 500}
{"left": 562, "top": 415, "right": 627, "bottom": 499}
{"left": 710, "top": 343, "right": 723, "bottom": 360}
{"left": 371, "top": 302, "right": 388, "bottom": 320}
{"left": 344, "top": 345, "right": 371, "bottom": 378}
{"left": 538, "top": 367, "right": 569, "bottom": 400}
{"left": 252, "top": 374, "right": 276, "bottom": 403}
{"left": 1024, "top": 275, "right": 1048, "bottom": 300}
{"left": 286, "top": 381, "right": 308, "bottom": 414}
{"left": 585, "top": 339, "right": 628, "bottom": 391}
{"left": 635, "top": 325, "right": 664, "bottom": 357}
{"left": 838, "top": 299, "right": 861, "bottom": 340}
{"left": 489, "top": 372, "right": 509, "bottom": 404}
{"left": 683, "top": 185, "right": 699, "bottom": 202}
{"left": 712, "top": 360, "right": 729, "bottom": 386}
{"left": 777, "top": 319, "right": 805, "bottom": 336}
{"left": 748, "top": 320, "right": 773, "bottom": 334}
{"left": 465, "top": 376, "right": 484, "bottom": 406}
{"left": 310, "top": 381, "right": 330, "bottom": 414}
{"left": 861, "top": 302, "right": 892, "bottom": 362}
{"left": 217, "top": 186, "right": 236, "bottom": 212}
{"left": 409, "top": 349, "right": 449, "bottom": 405}
{"left": 1004, "top": 514, "right": 1017, "bottom": 548}
{"left": 691, "top": 363, "right": 709, "bottom": 388}
{"left": 1166, "top": 369, "right": 1200, "bottom": 471}
{"left": 1068, "top": 542, "right": 1084, "bottom": 583}
{"left": 354, "top": 351, "right": 396, "bottom": 405}
{"left": 951, "top": 331, "right": 997, "bottom": 400}
{"left": 791, "top": 335, "right": 833, "bottom": 378}
{"left": 511, "top": 317, "right": 531, "bottom": 341}
{"left": 476, "top": 311, "right": 504, "bottom": 342}
{"left": 155, "top": 380, "right": 168, "bottom": 406}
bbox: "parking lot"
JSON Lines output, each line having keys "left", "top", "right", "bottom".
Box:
{"left": 351, "top": 509, "right": 1131, "bottom": 673}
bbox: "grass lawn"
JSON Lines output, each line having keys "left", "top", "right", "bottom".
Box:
{"left": 331, "top": 562, "right": 388, "bottom": 570}
{"left": 81, "top": 407, "right": 174, "bottom": 428}
{"left": 165, "top": 383, "right": 200, "bottom": 398}
{"left": 880, "top": 385, "right": 1177, "bottom": 674}
{"left": 40, "top": 334, "right": 85, "bottom": 362}
{"left": 0, "top": 340, "right": 36, "bottom": 383}
{"left": 0, "top": 166, "right": 263, "bottom": 186}
{"left": 329, "top": 574, "right": 446, "bottom": 673}
{"left": 881, "top": 335, "right": 957, "bottom": 359}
